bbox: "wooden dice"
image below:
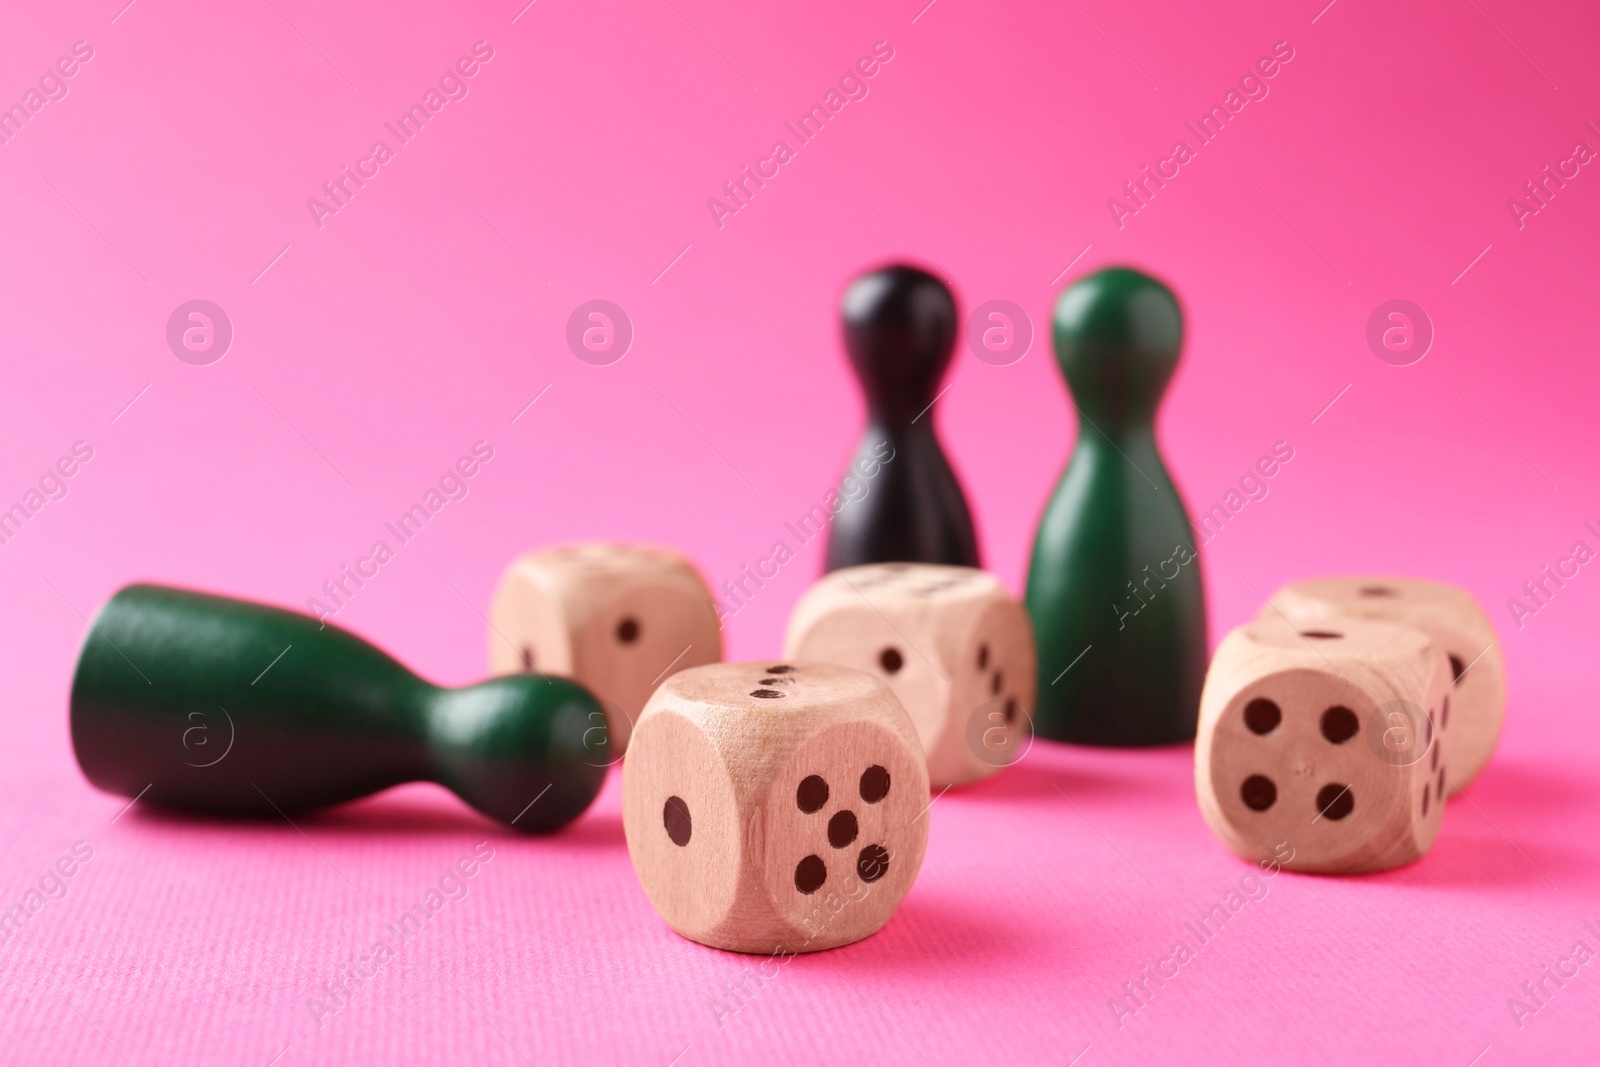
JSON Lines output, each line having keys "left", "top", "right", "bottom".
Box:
{"left": 1265, "top": 576, "right": 1504, "bottom": 792}
{"left": 1196, "top": 616, "right": 1452, "bottom": 874}
{"left": 783, "top": 564, "right": 1035, "bottom": 788}
{"left": 622, "top": 661, "right": 929, "bottom": 953}
{"left": 490, "top": 544, "right": 722, "bottom": 755}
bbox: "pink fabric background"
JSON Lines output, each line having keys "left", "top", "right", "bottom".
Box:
{"left": 3, "top": 0, "right": 1598, "bottom": 1062}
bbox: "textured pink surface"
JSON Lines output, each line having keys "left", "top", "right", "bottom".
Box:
{"left": 3, "top": 0, "right": 1599, "bottom": 1063}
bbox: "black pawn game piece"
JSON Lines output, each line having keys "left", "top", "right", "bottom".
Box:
{"left": 824, "top": 264, "right": 980, "bottom": 572}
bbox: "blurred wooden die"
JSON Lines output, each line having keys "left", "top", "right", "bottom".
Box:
{"left": 784, "top": 564, "right": 1035, "bottom": 788}
{"left": 1264, "top": 576, "right": 1504, "bottom": 791}
{"left": 490, "top": 543, "right": 721, "bottom": 754}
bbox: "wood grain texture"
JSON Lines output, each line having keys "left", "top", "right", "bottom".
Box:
{"left": 1196, "top": 615, "right": 1451, "bottom": 874}
{"left": 621, "top": 661, "right": 929, "bottom": 954}
{"left": 783, "top": 563, "right": 1035, "bottom": 788}
{"left": 489, "top": 543, "right": 722, "bottom": 755}
{"left": 1264, "top": 576, "right": 1503, "bottom": 792}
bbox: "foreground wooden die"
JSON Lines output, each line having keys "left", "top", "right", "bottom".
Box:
{"left": 783, "top": 564, "right": 1036, "bottom": 788}
{"left": 1196, "top": 616, "right": 1451, "bottom": 874}
{"left": 489, "top": 544, "right": 721, "bottom": 754}
{"left": 622, "top": 661, "right": 929, "bottom": 953}
{"left": 1265, "top": 576, "right": 1504, "bottom": 792}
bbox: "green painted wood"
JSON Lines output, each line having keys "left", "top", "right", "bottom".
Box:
{"left": 70, "top": 584, "right": 608, "bottom": 832}
{"left": 1025, "top": 267, "right": 1208, "bottom": 746}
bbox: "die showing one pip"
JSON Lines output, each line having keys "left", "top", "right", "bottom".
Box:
{"left": 783, "top": 564, "right": 1036, "bottom": 788}
{"left": 1196, "top": 615, "right": 1451, "bottom": 874}
{"left": 622, "top": 661, "right": 929, "bottom": 953}
{"left": 489, "top": 544, "right": 721, "bottom": 755}
{"left": 1264, "top": 576, "right": 1504, "bottom": 793}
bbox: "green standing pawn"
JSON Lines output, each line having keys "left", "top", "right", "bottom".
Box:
{"left": 71, "top": 584, "right": 609, "bottom": 832}
{"left": 1025, "top": 267, "right": 1207, "bottom": 746}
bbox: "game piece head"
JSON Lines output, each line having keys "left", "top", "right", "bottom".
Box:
{"left": 429, "top": 674, "right": 611, "bottom": 833}
{"left": 841, "top": 263, "right": 957, "bottom": 420}
{"left": 622, "top": 660, "right": 929, "bottom": 953}
{"left": 1053, "top": 266, "right": 1183, "bottom": 426}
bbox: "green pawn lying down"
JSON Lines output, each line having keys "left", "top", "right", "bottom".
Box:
{"left": 70, "top": 584, "right": 609, "bottom": 832}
